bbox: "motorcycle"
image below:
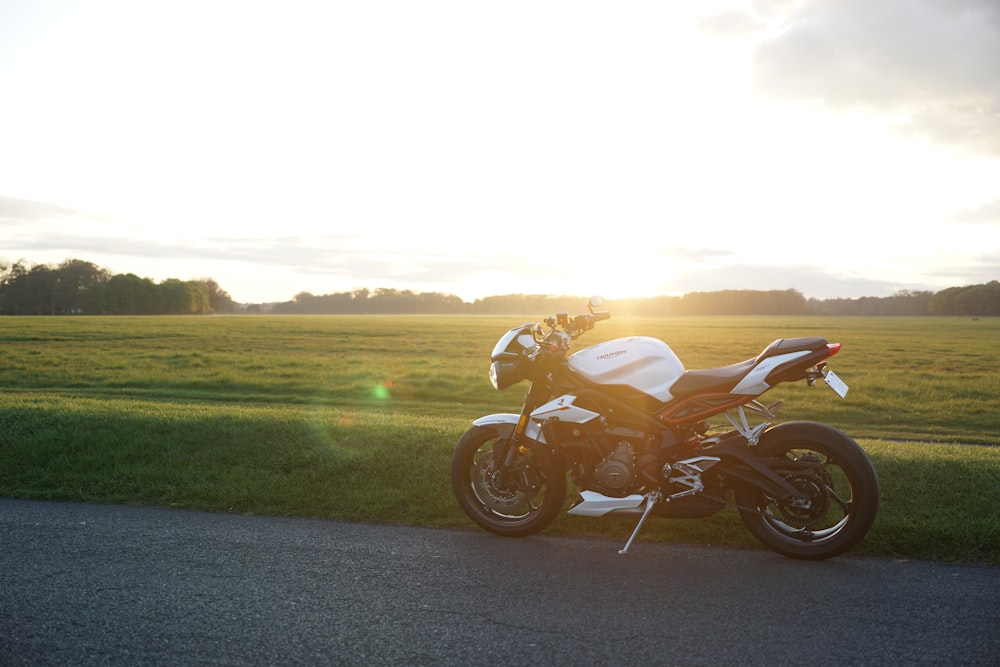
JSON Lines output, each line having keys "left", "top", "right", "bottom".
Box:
{"left": 451, "top": 297, "right": 879, "bottom": 560}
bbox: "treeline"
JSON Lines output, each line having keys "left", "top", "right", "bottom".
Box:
{"left": 0, "top": 259, "right": 236, "bottom": 315}
{"left": 2, "top": 257, "right": 998, "bottom": 316}
{"left": 272, "top": 288, "right": 467, "bottom": 315}
{"left": 807, "top": 283, "right": 1000, "bottom": 316}
{"left": 614, "top": 289, "right": 812, "bottom": 316}
{"left": 273, "top": 284, "right": 1000, "bottom": 316}
{"left": 270, "top": 288, "right": 811, "bottom": 315}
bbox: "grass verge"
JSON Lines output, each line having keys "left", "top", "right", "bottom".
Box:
{"left": 2, "top": 393, "right": 997, "bottom": 565}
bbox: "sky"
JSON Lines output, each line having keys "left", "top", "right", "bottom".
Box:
{"left": 1, "top": 0, "right": 998, "bottom": 304}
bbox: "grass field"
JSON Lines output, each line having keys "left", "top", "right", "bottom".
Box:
{"left": 1, "top": 313, "right": 998, "bottom": 564}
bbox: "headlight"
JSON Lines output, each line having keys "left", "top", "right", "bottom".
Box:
{"left": 489, "top": 358, "right": 523, "bottom": 391}
{"left": 488, "top": 324, "right": 536, "bottom": 390}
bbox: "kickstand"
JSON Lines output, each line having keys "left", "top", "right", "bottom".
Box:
{"left": 618, "top": 492, "right": 661, "bottom": 555}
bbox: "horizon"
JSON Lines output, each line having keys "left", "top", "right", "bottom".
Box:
{"left": 1, "top": 1, "right": 998, "bottom": 304}
{"left": 4, "top": 254, "right": 992, "bottom": 307}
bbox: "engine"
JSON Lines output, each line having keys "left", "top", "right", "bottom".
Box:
{"left": 593, "top": 441, "right": 635, "bottom": 494}
{"left": 587, "top": 424, "right": 662, "bottom": 496}
{"left": 552, "top": 417, "right": 661, "bottom": 497}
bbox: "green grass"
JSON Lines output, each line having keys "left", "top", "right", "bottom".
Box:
{"left": 1, "top": 314, "right": 998, "bottom": 564}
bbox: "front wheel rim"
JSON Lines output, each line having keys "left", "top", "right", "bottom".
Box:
{"left": 469, "top": 439, "right": 549, "bottom": 521}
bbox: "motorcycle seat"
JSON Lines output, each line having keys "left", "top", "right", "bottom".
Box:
{"left": 669, "top": 337, "right": 829, "bottom": 398}
{"left": 754, "top": 337, "right": 829, "bottom": 362}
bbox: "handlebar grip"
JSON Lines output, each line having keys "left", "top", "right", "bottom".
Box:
{"left": 568, "top": 311, "right": 609, "bottom": 337}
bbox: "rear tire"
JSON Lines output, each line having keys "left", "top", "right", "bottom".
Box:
{"left": 734, "top": 421, "right": 879, "bottom": 560}
{"left": 451, "top": 425, "right": 566, "bottom": 537}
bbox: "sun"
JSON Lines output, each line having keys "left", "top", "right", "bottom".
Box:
{"left": 551, "top": 240, "right": 685, "bottom": 302}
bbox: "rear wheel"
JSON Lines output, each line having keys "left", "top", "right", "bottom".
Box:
{"left": 734, "top": 421, "right": 879, "bottom": 560}
{"left": 451, "top": 425, "right": 566, "bottom": 537}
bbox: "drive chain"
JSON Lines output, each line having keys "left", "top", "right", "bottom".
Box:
{"left": 699, "top": 490, "right": 764, "bottom": 516}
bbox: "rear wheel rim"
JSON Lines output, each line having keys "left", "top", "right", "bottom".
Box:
{"left": 756, "top": 449, "right": 855, "bottom": 545}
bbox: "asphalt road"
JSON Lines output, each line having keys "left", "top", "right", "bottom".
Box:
{"left": 2, "top": 499, "right": 997, "bottom": 666}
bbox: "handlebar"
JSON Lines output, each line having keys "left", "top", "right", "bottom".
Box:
{"left": 537, "top": 301, "right": 611, "bottom": 346}
{"left": 571, "top": 302, "right": 610, "bottom": 336}
{"left": 567, "top": 312, "right": 604, "bottom": 337}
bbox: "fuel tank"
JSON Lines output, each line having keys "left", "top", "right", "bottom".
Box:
{"left": 568, "top": 336, "right": 685, "bottom": 402}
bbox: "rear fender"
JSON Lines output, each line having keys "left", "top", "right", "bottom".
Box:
{"left": 758, "top": 420, "right": 850, "bottom": 449}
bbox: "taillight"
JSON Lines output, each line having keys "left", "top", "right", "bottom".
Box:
{"left": 827, "top": 343, "right": 841, "bottom": 357}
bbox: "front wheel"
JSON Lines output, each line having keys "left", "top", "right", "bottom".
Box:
{"left": 734, "top": 421, "right": 879, "bottom": 560}
{"left": 451, "top": 425, "right": 567, "bottom": 537}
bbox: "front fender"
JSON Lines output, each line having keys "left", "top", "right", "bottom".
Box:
{"left": 472, "top": 413, "right": 545, "bottom": 443}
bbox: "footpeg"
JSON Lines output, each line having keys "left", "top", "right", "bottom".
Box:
{"left": 618, "top": 492, "right": 661, "bottom": 555}
{"left": 662, "top": 456, "right": 720, "bottom": 500}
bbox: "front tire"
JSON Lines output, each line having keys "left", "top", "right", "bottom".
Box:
{"left": 451, "top": 425, "right": 567, "bottom": 537}
{"left": 734, "top": 421, "right": 879, "bottom": 560}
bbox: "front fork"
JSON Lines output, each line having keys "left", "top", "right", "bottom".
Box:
{"left": 493, "top": 382, "right": 550, "bottom": 469}
{"left": 518, "top": 381, "right": 553, "bottom": 435}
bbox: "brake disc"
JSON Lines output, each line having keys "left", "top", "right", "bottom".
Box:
{"left": 473, "top": 456, "right": 532, "bottom": 513}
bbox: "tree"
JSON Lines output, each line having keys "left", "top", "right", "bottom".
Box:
{"left": 0, "top": 258, "right": 240, "bottom": 315}
{"left": 201, "top": 279, "right": 236, "bottom": 314}
{"left": 104, "top": 273, "right": 157, "bottom": 314}
{"left": 23, "top": 264, "right": 58, "bottom": 315}
{"left": 157, "top": 279, "right": 211, "bottom": 314}
{"left": 55, "top": 259, "right": 110, "bottom": 314}
{"left": 0, "top": 260, "right": 31, "bottom": 314}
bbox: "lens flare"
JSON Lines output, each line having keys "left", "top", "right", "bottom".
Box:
{"left": 371, "top": 380, "right": 393, "bottom": 400}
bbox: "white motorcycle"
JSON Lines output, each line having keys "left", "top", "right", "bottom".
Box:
{"left": 451, "top": 298, "right": 879, "bottom": 559}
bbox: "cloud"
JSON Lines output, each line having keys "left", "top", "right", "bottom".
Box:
{"left": 0, "top": 226, "right": 521, "bottom": 294}
{"left": 693, "top": 9, "right": 764, "bottom": 36}
{"left": 924, "top": 253, "right": 1000, "bottom": 286}
{"left": 746, "top": 0, "right": 1000, "bottom": 155}
{"left": 951, "top": 199, "right": 1000, "bottom": 224}
{"left": 660, "top": 246, "right": 737, "bottom": 262}
{"left": 0, "top": 195, "right": 78, "bottom": 224}
{"left": 0, "top": 191, "right": 542, "bottom": 299}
